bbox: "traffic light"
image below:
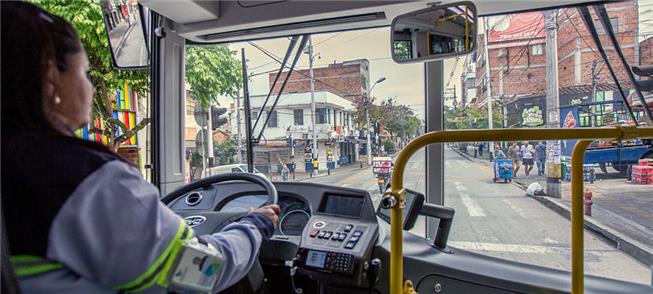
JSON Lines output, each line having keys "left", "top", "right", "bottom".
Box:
{"left": 211, "top": 106, "right": 228, "bottom": 130}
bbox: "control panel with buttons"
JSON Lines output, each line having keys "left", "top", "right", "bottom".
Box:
{"left": 299, "top": 215, "right": 377, "bottom": 284}
{"left": 307, "top": 220, "right": 368, "bottom": 251}
{"left": 302, "top": 250, "right": 354, "bottom": 274}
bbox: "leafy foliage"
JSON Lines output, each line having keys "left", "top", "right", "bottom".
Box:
{"left": 33, "top": 0, "right": 149, "bottom": 147}
{"left": 186, "top": 45, "right": 243, "bottom": 109}
{"left": 444, "top": 102, "right": 503, "bottom": 130}
{"left": 213, "top": 137, "right": 238, "bottom": 165}
{"left": 354, "top": 98, "right": 422, "bottom": 138}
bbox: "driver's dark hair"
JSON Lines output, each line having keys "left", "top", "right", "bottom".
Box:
{"left": 1, "top": 1, "right": 125, "bottom": 160}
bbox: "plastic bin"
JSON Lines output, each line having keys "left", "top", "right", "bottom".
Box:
{"left": 493, "top": 159, "right": 513, "bottom": 183}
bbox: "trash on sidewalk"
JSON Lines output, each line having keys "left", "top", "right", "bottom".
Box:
{"left": 526, "top": 182, "right": 545, "bottom": 196}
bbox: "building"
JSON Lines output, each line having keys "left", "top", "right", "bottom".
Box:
{"left": 475, "top": 1, "right": 641, "bottom": 128}
{"left": 230, "top": 91, "right": 357, "bottom": 173}
{"left": 459, "top": 54, "right": 477, "bottom": 107}
{"left": 269, "top": 59, "right": 370, "bottom": 103}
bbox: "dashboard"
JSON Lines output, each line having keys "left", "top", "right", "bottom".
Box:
{"left": 166, "top": 181, "right": 379, "bottom": 288}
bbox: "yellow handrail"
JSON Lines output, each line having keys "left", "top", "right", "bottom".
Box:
{"left": 387, "top": 126, "right": 653, "bottom": 294}
{"left": 571, "top": 140, "right": 592, "bottom": 294}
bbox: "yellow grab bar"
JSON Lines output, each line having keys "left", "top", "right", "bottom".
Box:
{"left": 571, "top": 140, "right": 592, "bottom": 294}
{"left": 387, "top": 126, "right": 653, "bottom": 294}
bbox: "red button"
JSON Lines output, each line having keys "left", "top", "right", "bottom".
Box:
{"left": 309, "top": 229, "right": 319, "bottom": 237}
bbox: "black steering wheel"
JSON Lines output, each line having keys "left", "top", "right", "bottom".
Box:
{"left": 162, "top": 173, "right": 278, "bottom": 235}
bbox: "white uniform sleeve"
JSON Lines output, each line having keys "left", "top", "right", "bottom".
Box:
{"left": 47, "top": 160, "right": 265, "bottom": 293}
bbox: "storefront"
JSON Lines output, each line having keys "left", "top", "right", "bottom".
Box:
{"left": 504, "top": 95, "right": 546, "bottom": 128}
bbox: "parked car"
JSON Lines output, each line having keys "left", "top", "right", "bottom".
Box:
{"left": 208, "top": 164, "right": 267, "bottom": 179}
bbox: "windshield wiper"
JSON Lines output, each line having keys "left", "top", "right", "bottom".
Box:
{"left": 577, "top": 6, "right": 640, "bottom": 125}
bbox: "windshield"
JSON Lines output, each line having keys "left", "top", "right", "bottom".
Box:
{"left": 184, "top": 28, "right": 427, "bottom": 215}
{"left": 442, "top": 1, "right": 652, "bottom": 285}
{"left": 178, "top": 0, "right": 650, "bottom": 286}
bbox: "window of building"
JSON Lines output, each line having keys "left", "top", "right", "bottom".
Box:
{"left": 294, "top": 109, "right": 304, "bottom": 125}
{"left": 268, "top": 110, "right": 278, "bottom": 128}
{"left": 316, "top": 108, "right": 328, "bottom": 124}
{"left": 252, "top": 111, "right": 258, "bottom": 121}
{"left": 531, "top": 44, "right": 543, "bottom": 56}
{"left": 594, "top": 17, "right": 619, "bottom": 34}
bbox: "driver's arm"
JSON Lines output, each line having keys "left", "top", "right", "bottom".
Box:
{"left": 46, "top": 160, "right": 274, "bottom": 293}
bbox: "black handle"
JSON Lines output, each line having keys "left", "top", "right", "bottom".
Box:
{"left": 419, "top": 203, "right": 455, "bottom": 251}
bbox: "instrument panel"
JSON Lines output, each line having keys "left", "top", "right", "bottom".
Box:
{"left": 219, "top": 194, "right": 311, "bottom": 236}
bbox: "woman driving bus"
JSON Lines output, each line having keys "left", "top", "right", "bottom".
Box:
{"left": 1, "top": 2, "right": 279, "bottom": 293}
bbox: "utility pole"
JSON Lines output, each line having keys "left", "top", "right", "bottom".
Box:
{"left": 545, "top": 10, "right": 561, "bottom": 198}
{"left": 307, "top": 36, "right": 318, "bottom": 175}
{"left": 207, "top": 103, "right": 214, "bottom": 172}
{"left": 236, "top": 94, "right": 243, "bottom": 163}
{"left": 484, "top": 17, "right": 494, "bottom": 152}
{"left": 365, "top": 95, "right": 372, "bottom": 165}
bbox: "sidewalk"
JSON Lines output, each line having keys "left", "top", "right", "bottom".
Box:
{"left": 451, "top": 146, "right": 653, "bottom": 266}
{"left": 269, "top": 161, "right": 370, "bottom": 182}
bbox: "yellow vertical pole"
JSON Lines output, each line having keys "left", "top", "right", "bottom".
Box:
{"left": 390, "top": 197, "right": 403, "bottom": 294}
{"left": 570, "top": 140, "right": 592, "bottom": 294}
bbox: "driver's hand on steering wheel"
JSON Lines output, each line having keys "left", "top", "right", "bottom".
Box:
{"left": 250, "top": 204, "right": 280, "bottom": 228}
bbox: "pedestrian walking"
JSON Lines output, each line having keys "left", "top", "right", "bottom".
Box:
{"left": 521, "top": 141, "right": 535, "bottom": 176}
{"left": 535, "top": 141, "right": 546, "bottom": 176}
{"left": 492, "top": 145, "right": 506, "bottom": 159}
{"left": 507, "top": 142, "right": 521, "bottom": 177}
{"left": 478, "top": 142, "right": 485, "bottom": 157}
{"left": 281, "top": 163, "right": 289, "bottom": 181}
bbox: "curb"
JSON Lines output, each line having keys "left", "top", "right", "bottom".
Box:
{"left": 449, "top": 146, "right": 474, "bottom": 161}
{"left": 114, "top": 22, "right": 136, "bottom": 57}
{"left": 513, "top": 180, "right": 653, "bottom": 267}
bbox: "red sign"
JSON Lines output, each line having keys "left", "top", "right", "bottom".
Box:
{"left": 489, "top": 12, "right": 545, "bottom": 43}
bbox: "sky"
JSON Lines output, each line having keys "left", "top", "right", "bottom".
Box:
{"left": 227, "top": 27, "right": 429, "bottom": 119}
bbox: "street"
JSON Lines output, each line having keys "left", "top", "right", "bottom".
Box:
{"left": 108, "top": 16, "right": 148, "bottom": 67}
{"left": 304, "top": 147, "right": 650, "bottom": 284}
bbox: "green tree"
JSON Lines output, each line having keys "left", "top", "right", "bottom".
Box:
{"left": 444, "top": 102, "right": 502, "bottom": 130}
{"left": 33, "top": 0, "right": 149, "bottom": 149}
{"left": 213, "top": 137, "right": 238, "bottom": 165}
{"left": 185, "top": 45, "right": 243, "bottom": 108}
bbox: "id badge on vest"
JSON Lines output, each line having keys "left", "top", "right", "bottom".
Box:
{"left": 170, "top": 238, "right": 225, "bottom": 293}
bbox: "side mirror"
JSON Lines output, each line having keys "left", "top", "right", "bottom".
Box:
{"left": 101, "top": 0, "right": 149, "bottom": 69}
{"left": 391, "top": 1, "right": 477, "bottom": 63}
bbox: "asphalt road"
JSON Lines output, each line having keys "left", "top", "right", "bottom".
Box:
{"left": 305, "top": 147, "right": 650, "bottom": 284}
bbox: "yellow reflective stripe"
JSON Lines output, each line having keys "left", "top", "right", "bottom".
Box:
{"left": 15, "top": 263, "right": 64, "bottom": 277}
{"left": 11, "top": 255, "right": 63, "bottom": 277}
{"left": 115, "top": 219, "right": 190, "bottom": 292}
{"left": 10, "top": 255, "right": 43, "bottom": 263}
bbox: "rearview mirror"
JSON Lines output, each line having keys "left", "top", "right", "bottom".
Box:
{"left": 391, "top": 1, "right": 477, "bottom": 63}
{"left": 101, "top": 0, "right": 149, "bottom": 69}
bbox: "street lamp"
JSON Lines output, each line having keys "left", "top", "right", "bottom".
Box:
{"left": 366, "top": 77, "right": 386, "bottom": 165}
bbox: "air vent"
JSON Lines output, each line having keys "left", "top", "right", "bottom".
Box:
{"left": 185, "top": 192, "right": 203, "bottom": 206}
{"left": 202, "top": 12, "right": 386, "bottom": 41}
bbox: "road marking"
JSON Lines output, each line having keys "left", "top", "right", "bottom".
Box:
{"left": 449, "top": 241, "right": 569, "bottom": 254}
{"left": 455, "top": 185, "right": 467, "bottom": 192}
{"left": 445, "top": 161, "right": 451, "bottom": 166}
{"left": 501, "top": 199, "right": 528, "bottom": 218}
{"left": 459, "top": 192, "right": 486, "bottom": 217}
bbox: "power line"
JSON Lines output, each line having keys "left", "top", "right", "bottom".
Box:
{"left": 313, "top": 32, "right": 344, "bottom": 47}
{"left": 247, "top": 41, "right": 352, "bottom": 98}
{"left": 562, "top": 9, "right": 601, "bottom": 58}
